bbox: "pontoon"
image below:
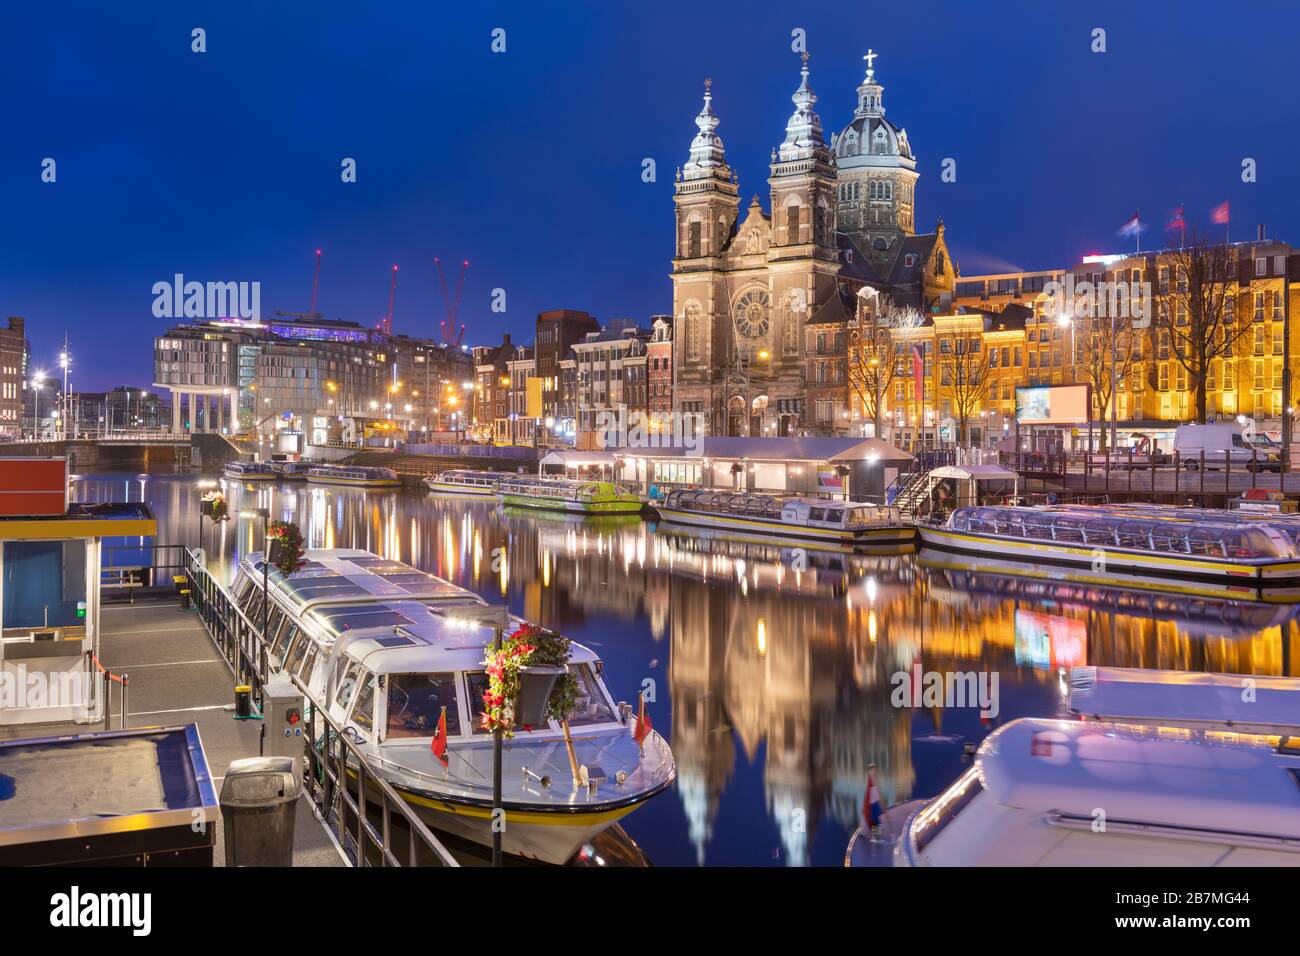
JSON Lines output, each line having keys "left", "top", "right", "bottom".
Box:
{"left": 497, "top": 477, "right": 643, "bottom": 515}
{"left": 655, "top": 490, "right": 913, "bottom": 550}
{"left": 222, "top": 461, "right": 277, "bottom": 482}
{"left": 891, "top": 718, "right": 1300, "bottom": 866}
{"left": 424, "top": 470, "right": 515, "bottom": 498}
{"left": 306, "top": 465, "right": 402, "bottom": 488}
{"left": 228, "top": 549, "right": 675, "bottom": 864}
{"left": 918, "top": 504, "right": 1300, "bottom": 599}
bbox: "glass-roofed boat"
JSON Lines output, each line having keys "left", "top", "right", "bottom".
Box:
{"left": 222, "top": 460, "right": 277, "bottom": 482}
{"left": 918, "top": 504, "right": 1300, "bottom": 599}
{"left": 496, "top": 476, "right": 643, "bottom": 515}
{"left": 228, "top": 548, "right": 675, "bottom": 864}
{"left": 655, "top": 490, "right": 914, "bottom": 550}
{"left": 305, "top": 464, "right": 402, "bottom": 488}
{"left": 423, "top": 469, "right": 515, "bottom": 498}
{"left": 268, "top": 460, "right": 312, "bottom": 481}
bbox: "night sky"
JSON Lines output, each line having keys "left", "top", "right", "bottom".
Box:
{"left": 3, "top": 1, "right": 1298, "bottom": 390}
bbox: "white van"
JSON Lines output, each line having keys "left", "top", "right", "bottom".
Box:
{"left": 1172, "top": 422, "right": 1280, "bottom": 471}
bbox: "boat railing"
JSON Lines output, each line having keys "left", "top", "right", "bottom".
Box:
{"left": 183, "top": 549, "right": 459, "bottom": 867}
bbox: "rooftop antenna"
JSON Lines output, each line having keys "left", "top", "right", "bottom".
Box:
{"left": 310, "top": 248, "right": 322, "bottom": 315}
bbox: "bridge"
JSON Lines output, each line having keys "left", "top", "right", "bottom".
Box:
{"left": 0, "top": 433, "right": 246, "bottom": 471}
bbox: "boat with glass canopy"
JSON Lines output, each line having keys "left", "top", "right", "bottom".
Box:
{"left": 655, "top": 490, "right": 913, "bottom": 549}
{"left": 228, "top": 548, "right": 675, "bottom": 865}
{"left": 268, "top": 460, "right": 312, "bottom": 481}
{"left": 222, "top": 461, "right": 277, "bottom": 482}
{"left": 918, "top": 504, "right": 1300, "bottom": 598}
{"left": 305, "top": 464, "right": 402, "bottom": 488}
{"left": 496, "top": 476, "right": 643, "bottom": 515}
{"left": 424, "top": 469, "right": 515, "bottom": 498}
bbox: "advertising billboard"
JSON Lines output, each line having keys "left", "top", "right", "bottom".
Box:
{"left": 1014, "top": 384, "right": 1090, "bottom": 425}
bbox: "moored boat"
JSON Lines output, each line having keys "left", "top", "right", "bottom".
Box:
{"left": 306, "top": 464, "right": 402, "bottom": 488}
{"left": 918, "top": 504, "right": 1300, "bottom": 599}
{"left": 424, "top": 469, "right": 515, "bottom": 497}
{"left": 497, "top": 476, "right": 643, "bottom": 515}
{"left": 223, "top": 460, "right": 277, "bottom": 482}
{"left": 229, "top": 548, "right": 675, "bottom": 864}
{"left": 268, "top": 460, "right": 312, "bottom": 481}
{"left": 655, "top": 489, "right": 913, "bottom": 550}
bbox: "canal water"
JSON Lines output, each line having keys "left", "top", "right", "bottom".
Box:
{"left": 73, "top": 472, "right": 1299, "bottom": 867}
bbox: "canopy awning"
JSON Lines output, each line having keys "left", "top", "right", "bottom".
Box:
{"left": 539, "top": 450, "right": 620, "bottom": 468}
{"left": 928, "top": 464, "right": 1019, "bottom": 481}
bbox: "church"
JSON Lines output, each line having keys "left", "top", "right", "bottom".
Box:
{"left": 670, "top": 50, "right": 955, "bottom": 437}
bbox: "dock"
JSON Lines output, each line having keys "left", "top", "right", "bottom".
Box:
{"left": 0, "top": 594, "right": 345, "bottom": 866}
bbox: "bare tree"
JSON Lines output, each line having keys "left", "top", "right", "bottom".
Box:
{"left": 1151, "top": 230, "right": 1252, "bottom": 424}
{"left": 847, "top": 291, "right": 926, "bottom": 438}
{"left": 1074, "top": 311, "right": 1142, "bottom": 452}
{"left": 936, "top": 323, "right": 990, "bottom": 446}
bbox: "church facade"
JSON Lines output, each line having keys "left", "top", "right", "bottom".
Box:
{"left": 670, "top": 51, "right": 955, "bottom": 437}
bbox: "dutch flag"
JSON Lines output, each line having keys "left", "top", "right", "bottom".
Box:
{"left": 863, "top": 768, "right": 884, "bottom": 830}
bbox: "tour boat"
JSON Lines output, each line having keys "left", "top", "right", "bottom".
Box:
{"left": 306, "top": 464, "right": 402, "bottom": 488}
{"left": 917, "top": 504, "right": 1300, "bottom": 599}
{"left": 268, "top": 460, "right": 312, "bottom": 481}
{"left": 496, "top": 476, "right": 644, "bottom": 515}
{"left": 423, "top": 470, "right": 515, "bottom": 498}
{"left": 890, "top": 718, "right": 1300, "bottom": 866}
{"left": 228, "top": 549, "right": 675, "bottom": 865}
{"left": 654, "top": 490, "right": 914, "bottom": 550}
{"left": 223, "top": 461, "right": 277, "bottom": 482}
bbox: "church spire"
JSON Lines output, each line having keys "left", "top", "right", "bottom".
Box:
{"left": 683, "top": 78, "right": 730, "bottom": 181}
{"left": 854, "top": 48, "right": 885, "bottom": 118}
{"left": 777, "top": 51, "right": 828, "bottom": 163}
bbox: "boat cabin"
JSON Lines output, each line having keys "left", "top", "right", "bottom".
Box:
{"left": 663, "top": 490, "right": 899, "bottom": 529}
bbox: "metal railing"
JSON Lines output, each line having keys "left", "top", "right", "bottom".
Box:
{"left": 182, "top": 549, "right": 458, "bottom": 867}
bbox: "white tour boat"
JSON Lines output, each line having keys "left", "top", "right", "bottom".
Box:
{"left": 268, "top": 460, "right": 312, "bottom": 481}
{"left": 229, "top": 548, "right": 675, "bottom": 864}
{"left": 306, "top": 464, "right": 402, "bottom": 489}
{"left": 919, "top": 504, "right": 1300, "bottom": 599}
{"left": 655, "top": 490, "right": 913, "bottom": 550}
{"left": 892, "top": 717, "right": 1300, "bottom": 866}
{"left": 497, "top": 476, "right": 643, "bottom": 515}
{"left": 423, "top": 470, "right": 516, "bottom": 498}
{"left": 223, "top": 461, "right": 277, "bottom": 482}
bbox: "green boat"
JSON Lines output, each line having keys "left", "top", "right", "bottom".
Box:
{"left": 496, "top": 476, "right": 644, "bottom": 515}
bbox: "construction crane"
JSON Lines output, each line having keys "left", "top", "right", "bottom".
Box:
{"left": 382, "top": 264, "right": 398, "bottom": 335}
{"left": 434, "top": 257, "right": 468, "bottom": 345}
{"left": 310, "top": 248, "right": 322, "bottom": 315}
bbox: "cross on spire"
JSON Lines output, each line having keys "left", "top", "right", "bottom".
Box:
{"left": 704, "top": 77, "right": 712, "bottom": 92}
{"left": 864, "top": 48, "right": 877, "bottom": 73}
{"left": 801, "top": 51, "right": 809, "bottom": 65}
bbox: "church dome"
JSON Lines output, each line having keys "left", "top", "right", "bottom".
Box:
{"left": 832, "top": 51, "right": 915, "bottom": 171}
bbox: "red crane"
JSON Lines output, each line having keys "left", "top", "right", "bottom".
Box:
{"left": 310, "top": 248, "right": 322, "bottom": 315}
{"left": 434, "top": 257, "right": 469, "bottom": 345}
{"left": 383, "top": 264, "right": 398, "bottom": 335}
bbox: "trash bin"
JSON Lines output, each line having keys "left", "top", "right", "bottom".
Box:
{"left": 220, "top": 756, "right": 299, "bottom": 866}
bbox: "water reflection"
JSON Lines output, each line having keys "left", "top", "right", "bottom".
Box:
{"left": 71, "top": 473, "right": 1300, "bottom": 867}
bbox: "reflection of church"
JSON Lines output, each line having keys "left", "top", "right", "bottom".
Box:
{"left": 671, "top": 50, "right": 955, "bottom": 437}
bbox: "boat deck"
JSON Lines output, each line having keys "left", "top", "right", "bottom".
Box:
{"left": 0, "top": 597, "right": 344, "bottom": 867}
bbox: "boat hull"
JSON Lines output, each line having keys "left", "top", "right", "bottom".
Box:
{"left": 425, "top": 481, "right": 497, "bottom": 497}
{"left": 307, "top": 475, "right": 402, "bottom": 489}
{"left": 499, "top": 493, "right": 643, "bottom": 515}
{"left": 223, "top": 471, "right": 276, "bottom": 482}
{"left": 917, "top": 525, "right": 1300, "bottom": 600}
{"left": 656, "top": 506, "right": 915, "bottom": 549}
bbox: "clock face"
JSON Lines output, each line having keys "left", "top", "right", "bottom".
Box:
{"left": 734, "top": 288, "right": 770, "bottom": 339}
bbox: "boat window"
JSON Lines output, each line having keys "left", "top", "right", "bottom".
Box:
{"left": 808, "top": 507, "right": 827, "bottom": 523}
{"left": 271, "top": 622, "right": 297, "bottom": 659}
{"left": 349, "top": 675, "right": 376, "bottom": 733}
{"left": 385, "top": 673, "right": 462, "bottom": 739}
{"left": 297, "top": 644, "right": 319, "bottom": 682}
{"left": 565, "top": 664, "right": 617, "bottom": 727}
{"left": 465, "top": 671, "right": 493, "bottom": 734}
{"left": 334, "top": 660, "right": 360, "bottom": 710}
{"left": 823, "top": 508, "right": 846, "bottom": 526}
{"left": 283, "top": 629, "right": 311, "bottom": 675}
{"left": 243, "top": 589, "right": 265, "bottom": 627}
{"left": 264, "top": 606, "right": 286, "bottom": 643}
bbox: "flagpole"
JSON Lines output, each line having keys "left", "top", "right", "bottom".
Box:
{"left": 1136, "top": 208, "right": 1141, "bottom": 255}
{"left": 492, "top": 623, "right": 503, "bottom": 868}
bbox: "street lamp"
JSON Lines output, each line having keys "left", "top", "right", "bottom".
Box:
{"left": 241, "top": 508, "right": 271, "bottom": 642}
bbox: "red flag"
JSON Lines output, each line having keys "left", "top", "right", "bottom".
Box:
{"left": 863, "top": 769, "right": 883, "bottom": 829}
{"left": 1166, "top": 204, "right": 1185, "bottom": 232}
{"left": 431, "top": 706, "right": 449, "bottom": 767}
{"left": 1210, "top": 201, "right": 1230, "bottom": 224}
{"left": 633, "top": 693, "right": 652, "bottom": 750}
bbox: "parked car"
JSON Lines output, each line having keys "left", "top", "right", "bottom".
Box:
{"left": 1172, "top": 423, "right": 1280, "bottom": 471}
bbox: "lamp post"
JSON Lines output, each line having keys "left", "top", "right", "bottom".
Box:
{"left": 242, "top": 507, "right": 271, "bottom": 641}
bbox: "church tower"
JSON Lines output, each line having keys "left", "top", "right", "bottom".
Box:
{"left": 832, "top": 50, "right": 919, "bottom": 266}
{"left": 671, "top": 80, "right": 740, "bottom": 433}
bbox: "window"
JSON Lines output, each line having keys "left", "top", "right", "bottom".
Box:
{"left": 787, "top": 204, "right": 802, "bottom": 242}
{"left": 349, "top": 675, "right": 376, "bottom": 733}
{"left": 687, "top": 220, "right": 702, "bottom": 258}
{"left": 1255, "top": 257, "right": 1268, "bottom": 277}
{"left": 386, "top": 673, "right": 461, "bottom": 739}
{"left": 566, "top": 664, "right": 617, "bottom": 727}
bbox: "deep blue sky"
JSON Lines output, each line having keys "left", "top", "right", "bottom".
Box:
{"left": 3, "top": 1, "right": 1298, "bottom": 390}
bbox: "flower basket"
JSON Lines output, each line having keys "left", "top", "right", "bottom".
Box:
{"left": 200, "top": 491, "right": 229, "bottom": 523}
{"left": 480, "top": 624, "right": 577, "bottom": 738}
{"left": 514, "top": 665, "right": 565, "bottom": 728}
{"left": 266, "top": 520, "right": 306, "bottom": 576}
